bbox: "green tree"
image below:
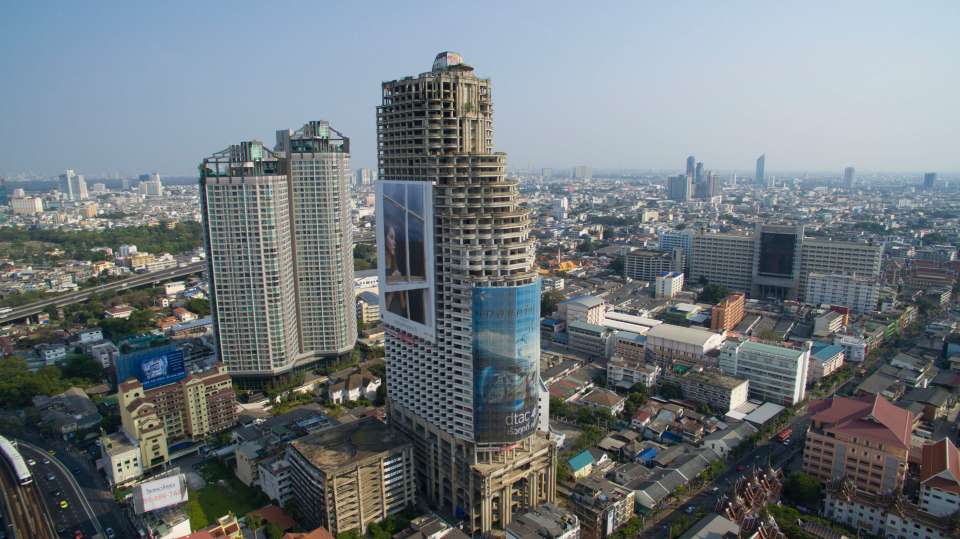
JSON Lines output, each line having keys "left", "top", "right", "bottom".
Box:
{"left": 62, "top": 354, "right": 104, "bottom": 382}
{"left": 659, "top": 382, "right": 684, "bottom": 400}
{"left": 609, "top": 256, "right": 625, "bottom": 275}
{"left": 697, "top": 283, "right": 729, "bottom": 304}
{"left": 185, "top": 298, "right": 211, "bottom": 317}
{"left": 541, "top": 290, "right": 565, "bottom": 317}
{"left": 783, "top": 471, "right": 822, "bottom": 507}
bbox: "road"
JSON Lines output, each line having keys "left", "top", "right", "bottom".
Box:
{"left": 17, "top": 436, "right": 136, "bottom": 539}
{"left": 0, "top": 444, "right": 54, "bottom": 539}
{"left": 17, "top": 442, "right": 102, "bottom": 539}
{"left": 0, "top": 261, "right": 206, "bottom": 325}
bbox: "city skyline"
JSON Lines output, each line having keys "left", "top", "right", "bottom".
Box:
{"left": 2, "top": 1, "right": 958, "bottom": 177}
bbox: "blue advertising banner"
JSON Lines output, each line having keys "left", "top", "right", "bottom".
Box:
{"left": 472, "top": 280, "right": 541, "bottom": 444}
{"left": 116, "top": 345, "right": 186, "bottom": 390}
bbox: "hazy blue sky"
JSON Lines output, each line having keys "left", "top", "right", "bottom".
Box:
{"left": 1, "top": 1, "right": 957, "bottom": 178}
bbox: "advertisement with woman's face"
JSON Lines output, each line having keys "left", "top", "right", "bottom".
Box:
{"left": 377, "top": 180, "right": 435, "bottom": 341}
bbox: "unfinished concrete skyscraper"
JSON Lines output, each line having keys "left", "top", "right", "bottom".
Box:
{"left": 376, "top": 52, "right": 556, "bottom": 534}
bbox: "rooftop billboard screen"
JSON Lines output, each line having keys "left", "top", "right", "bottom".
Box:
{"left": 472, "top": 281, "right": 541, "bottom": 444}
{"left": 116, "top": 344, "right": 186, "bottom": 390}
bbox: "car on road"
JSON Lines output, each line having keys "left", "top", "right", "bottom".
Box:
{"left": 105, "top": 528, "right": 115, "bottom": 539}
{"left": 685, "top": 506, "right": 695, "bottom": 514}
{"left": 47, "top": 473, "right": 56, "bottom": 481}
{"left": 50, "top": 489, "right": 62, "bottom": 497}
{"left": 27, "top": 459, "right": 36, "bottom": 466}
{"left": 56, "top": 525, "right": 67, "bottom": 534}
{"left": 59, "top": 500, "right": 68, "bottom": 509}
{"left": 42, "top": 458, "right": 50, "bottom": 465}
{"left": 47, "top": 449, "right": 56, "bottom": 456}
{"left": 712, "top": 486, "right": 720, "bottom": 493}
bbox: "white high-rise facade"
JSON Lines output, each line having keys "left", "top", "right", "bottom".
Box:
{"left": 59, "top": 169, "right": 89, "bottom": 200}
{"left": 719, "top": 339, "right": 810, "bottom": 406}
{"left": 805, "top": 272, "right": 880, "bottom": 314}
{"left": 138, "top": 173, "right": 164, "bottom": 196}
{"left": 201, "top": 121, "right": 356, "bottom": 387}
{"left": 378, "top": 52, "right": 555, "bottom": 534}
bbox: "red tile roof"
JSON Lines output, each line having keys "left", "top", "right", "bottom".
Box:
{"left": 249, "top": 505, "right": 296, "bottom": 531}
{"left": 921, "top": 438, "right": 960, "bottom": 494}
{"left": 283, "top": 528, "right": 334, "bottom": 539}
{"left": 809, "top": 394, "right": 913, "bottom": 449}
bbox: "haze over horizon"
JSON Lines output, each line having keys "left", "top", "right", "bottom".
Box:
{"left": 1, "top": 1, "right": 957, "bottom": 178}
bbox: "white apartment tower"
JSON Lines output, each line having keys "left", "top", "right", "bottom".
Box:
{"left": 200, "top": 121, "right": 356, "bottom": 387}
{"left": 378, "top": 52, "right": 555, "bottom": 535}
{"left": 59, "top": 169, "right": 89, "bottom": 200}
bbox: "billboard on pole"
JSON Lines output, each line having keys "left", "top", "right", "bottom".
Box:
{"left": 472, "top": 280, "right": 541, "bottom": 444}
{"left": 133, "top": 473, "right": 188, "bottom": 514}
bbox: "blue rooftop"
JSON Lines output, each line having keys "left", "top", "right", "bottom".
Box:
{"left": 811, "top": 342, "right": 844, "bottom": 362}
{"left": 568, "top": 450, "right": 594, "bottom": 472}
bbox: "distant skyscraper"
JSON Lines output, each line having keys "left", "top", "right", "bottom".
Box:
{"left": 923, "top": 172, "right": 937, "bottom": 190}
{"left": 842, "top": 166, "right": 856, "bottom": 188}
{"left": 354, "top": 168, "right": 373, "bottom": 188}
{"left": 541, "top": 167, "right": 553, "bottom": 178}
{"left": 138, "top": 173, "right": 163, "bottom": 196}
{"left": 755, "top": 154, "right": 766, "bottom": 187}
{"left": 685, "top": 155, "right": 695, "bottom": 179}
{"left": 200, "top": 121, "right": 356, "bottom": 387}
{"left": 694, "top": 161, "right": 704, "bottom": 184}
{"left": 573, "top": 165, "right": 592, "bottom": 179}
{"left": 377, "top": 52, "right": 555, "bottom": 535}
{"left": 668, "top": 174, "right": 692, "bottom": 202}
{"left": 59, "top": 169, "right": 89, "bottom": 200}
{"left": 0, "top": 178, "right": 7, "bottom": 206}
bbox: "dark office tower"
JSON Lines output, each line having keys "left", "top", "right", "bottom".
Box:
{"left": 694, "top": 161, "right": 704, "bottom": 184}
{"left": 668, "top": 174, "right": 692, "bottom": 202}
{"left": 842, "top": 167, "right": 856, "bottom": 188}
{"left": 923, "top": 172, "right": 937, "bottom": 190}
{"left": 755, "top": 154, "right": 766, "bottom": 187}
{"left": 704, "top": 172, "right": 720, "bottom": 198}
{"left": 686, "top": 155, "right": 696, "bottom": 179}
{"left": 0, "top": 178, "right": 7, "bottom": 206}
{"left": 377, "top": 52, "right": 555, "bottom": 534}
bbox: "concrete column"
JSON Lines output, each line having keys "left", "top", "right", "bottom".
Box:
{"left": 480, "top": 493, "right": 492, "bottom": 532}
{"left": 501, "top": 486, "right": 512, "bottom": 526}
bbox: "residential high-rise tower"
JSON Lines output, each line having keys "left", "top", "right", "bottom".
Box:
{"left": 200, "top": 121, "right": 356, "bottom": 387}
{"left": 842, "top": 166, "right": 856, "bottom": 188}
{"left": 755, "top": 154, "right": 766, "bottom": 187}
{"left": 59, "top": 169, "right": 89, "bottom": 200}
{"left": 377, "top": 52, "right": 555, "bottom": 534}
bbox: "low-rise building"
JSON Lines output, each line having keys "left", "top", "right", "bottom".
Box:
{"left": 356, "top": 291, "right": 380, "bottom": 324}
{"left": 35, "top": 343, "right": 67, "bottom": 365}
{"left": 813, "top": 310, "right": 845, "bottom": 337}
{"left": 569, "top": 477, "right": 634, "bottom": 539}
{"left": 710, "top": 293, "right": 745, "bottom": 332}
{"left": 285, "top": 417, "right": 415, "bottom": 536}
{"left": 578, "top": 388, "right": 626, "bottom": 416}
{"left": 920, "top": 438, "right": 960, "bottom": 517}
{"left": 644, "top": 324, "right": 725, "bottom": 366}
{"left": 654, "top": 272, "right": 684, "bottom": 299}
{"left": 99, "top": 430, "right": 143, "bottom": 486}
{"left": 328, "top": 369, "right": 381, "bottom": 404}
{"left": 506, "top": 503, "right": 579, "bottom": 539}
{"left": 557, "top": 295, "right": 606, "bottom": 325}
{"left": 606, "top": 357, "right": 660, "bottom": 390}
{"left": 567, "top": 320, "right": 611, "bottom": 359}
{"left": 808, "top": 342, "right": 845, "bottom": 382}
{"left": 659, "top": 368, "right": 749, "bottom": 413}
{"left": 824, "top": 481, "right": 954, "bottom": 539}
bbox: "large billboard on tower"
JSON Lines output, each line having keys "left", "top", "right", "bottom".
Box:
{"left": 472, "top": 280, "right": 541, "bottom": 444}
{"left": 115, "top": 345, "right": 186, "bottom": 390}
{"left": 376, "top": 180, "right": 435, "bottom": 341}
